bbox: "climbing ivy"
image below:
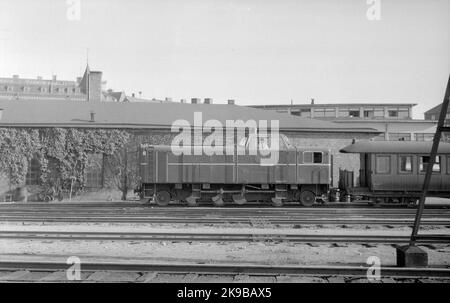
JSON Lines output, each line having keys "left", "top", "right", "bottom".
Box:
{"left": 0, "top": 128, "right": 40, "bottom": 186}
{"left": 0, "top": 128, "right": 130, "bottom": 192}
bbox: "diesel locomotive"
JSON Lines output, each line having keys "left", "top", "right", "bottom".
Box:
{"left": 135, "top": 134, "right": 331, "bottom": 207}
{"left": 135, "top": 137, "right": 450, "bottom": 206}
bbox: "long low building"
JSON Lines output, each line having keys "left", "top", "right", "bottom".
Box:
{"left": 0, "top": 99, "right": 379, "bottom": 200}
{"left": 249, "top": 102, "right": 440, "bottom": 142}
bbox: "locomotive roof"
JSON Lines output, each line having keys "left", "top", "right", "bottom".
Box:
{"left": 340, "top": 141, "right": 450, "bottom": 154}
{"left": 0, "top": 99, "right": 379, "bottom": 134}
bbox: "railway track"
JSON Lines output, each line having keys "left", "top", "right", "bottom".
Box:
{"left": 0, "top": 230, "right": 449, "bottom": 244}
{"left": 0, "top": 259, "right": 449, "bottom": 282}
{"left": 0, "top": 215, "right": 449, "bottom": 226}
{"left": 1, "top": 205, "right": 450, "bottom": 226}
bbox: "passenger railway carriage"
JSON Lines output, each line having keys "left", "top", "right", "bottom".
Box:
{"left": 136, "top": 134, "right": 331, "bottom": 207}
{"left": 339, "top": 141, "right": 450, "bottom": 204}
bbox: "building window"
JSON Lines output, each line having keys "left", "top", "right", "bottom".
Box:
{"left": 376, "top": 155, "right": 391, "bottom": 174}
{"left": 364, "top": 110, "right": 374, "bottom": 118}
{"left": 85, "top": 154, "right": 104, "bottom": 188}
{"left": 389, "top": 133, "right": 411, "bottom": 141}
{"left": 348, "top": 110, "right": 360, "bottom": 118}
{"left": 399, "top": 156, "right": 412, "bottom": 173}
{"left": 388, "top": 110, "right": 398, "bottom": 117}
{"left": 300, "top": 109, "right": 311, "bottom": 118}
{"left": 419, "top": 156, "right": 441, "bottom": 173}
{"left": 313, "top": 108, "right": 335, "bottom": 118}
{"left": 415, "top": 133, "right": 434, "bottom": 141}
{"left": 26, "top": 157, "right": 41, "bottom": 185}
{"left": 374, "top": 108, "right": 385, "bottom": 117}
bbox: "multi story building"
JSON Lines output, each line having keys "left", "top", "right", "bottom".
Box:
{"left": 424, "top": 102, "right": 450, "bottom": 141}
{"left": 250, "top": 101, "right": 438, "bottom": 142}
{"left": 0, "top": 64, "right": 122, "bottom": 102}
{"left": 424, "top": 103, "right": 450, "bottom": 122}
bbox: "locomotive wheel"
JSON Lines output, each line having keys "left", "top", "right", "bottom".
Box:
{"left": 185, "top": 195, "right": 199, "bottom": 207}
{"left": 212, "top": 194, "right": 225, "bottom": 207}
{"left": 299, "top": 191, "right": 316, "bottom": 207}
{"left": 155, "top": 191, "right": 171, "bottom": 206}
{"left": 232, "top": 194, "right": 247, "bottom": 205}
{"left": 271, "top": 197, "right": 283, "bottom": 207}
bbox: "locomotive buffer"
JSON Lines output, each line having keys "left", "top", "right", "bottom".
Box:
{"left": 397, "top": 74, "right": 450, "bottom": 267}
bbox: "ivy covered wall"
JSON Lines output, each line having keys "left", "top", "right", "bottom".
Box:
{"left": 0, "top": 128, "right": 132, "bottom": 201}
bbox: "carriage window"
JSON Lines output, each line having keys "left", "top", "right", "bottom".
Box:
{"left": 313, "top": 152, "right": 323, "bottom": 163}
{"left": 419, "top": 156, "right": 441, "bottom": 173}
{"left": 399, "top": 156, "right": 412, "bottom": 173}
{"left": 376, "top": 155, "right": 390, "bottom": 174}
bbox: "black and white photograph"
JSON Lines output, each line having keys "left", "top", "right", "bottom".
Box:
{"left": 0, "top": 0, "right": 449, "bottom": 290}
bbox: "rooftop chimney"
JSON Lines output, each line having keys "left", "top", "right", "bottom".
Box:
{"left": 204, "top": 98, "right": 213, "bottom": 104}
{"left": 76, "top": 77, "right": 82, "bottom": 83}
{"left": 139, "top": 91, "right": 142, "bottom": 98}
{"left": 191, "top": 98, "right": 201, "bottom": 104}
{"left": 132, "top": 93, "right": 135, "bottom": 98}
{"left": 180, "top": 99, "right": 186, "bottom": 103}
{"left": 165, "top": 97, "right": 172, "bottom": 102}
{"left": 90, "top": 111, "right": 95, "bottom": 122}
{"left": 311, "top": 98, "right": 315, "bottom": 105}
{"left": 37, "top": 76, "right": 42, "bottom": 80}
{"left": 227, "top": 99, "right": 235, "bottom": 105}
{"left": 12, "top": 75, "right": 19, "bottom": 79}
{"left": 52, "top": 75, "right": 57, "bottom": 81}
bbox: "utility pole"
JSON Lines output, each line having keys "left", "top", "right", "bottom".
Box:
{"left": 396, "top": 74, "right": 450, "bottom": 267}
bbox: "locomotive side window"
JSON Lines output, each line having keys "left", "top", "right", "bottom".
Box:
{"left": 303, "top": 152, "right": 323, "bottom": 163}
{"left": 399, "top": 156, "right": 412, "bottom": 173}
{"left": 376, "top": 155, "right": 390, "bottom": 174}
{"left": 303, "top": 152, "right": 313, "bottom": 163}
{"left": 419, "top": 156, "right": 441, "bottom": 173}
{"left": 313, "top": 152, "right": 323, "bottom": 163}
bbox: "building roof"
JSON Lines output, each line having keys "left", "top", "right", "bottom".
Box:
{"left": 250, "top": 103, "right": 417, "bottom": 108}
{"left": 424, "top": 103, "right": 450, "bottom": 115}
{"left": 0, "top": 99, "right": 379, "bottom": 133}
{"left": 333, "top": 119, "right": 436, "bottom": 124}
{"left": 340, "top": 141, "right": 450, "bottom": 154}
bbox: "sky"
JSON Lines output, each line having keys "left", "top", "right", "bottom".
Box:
{"left": 0, "top": 0, "right": 448, "bottom": 118}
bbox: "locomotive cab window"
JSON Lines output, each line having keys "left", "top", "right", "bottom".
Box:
{"left": 419, "top": 156, "right": 441, "bottom": 173}
{"left": 399, "top": 156, "right": 412, "bottom": 173}
{"left": 313, "top": 152, "right": 323, "bottom": 163}
{"left": 375, "top": 155, "right": 390, "bottom": 174}
{"left": 303, "top": 152, "right": 323, "bottom": 164}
